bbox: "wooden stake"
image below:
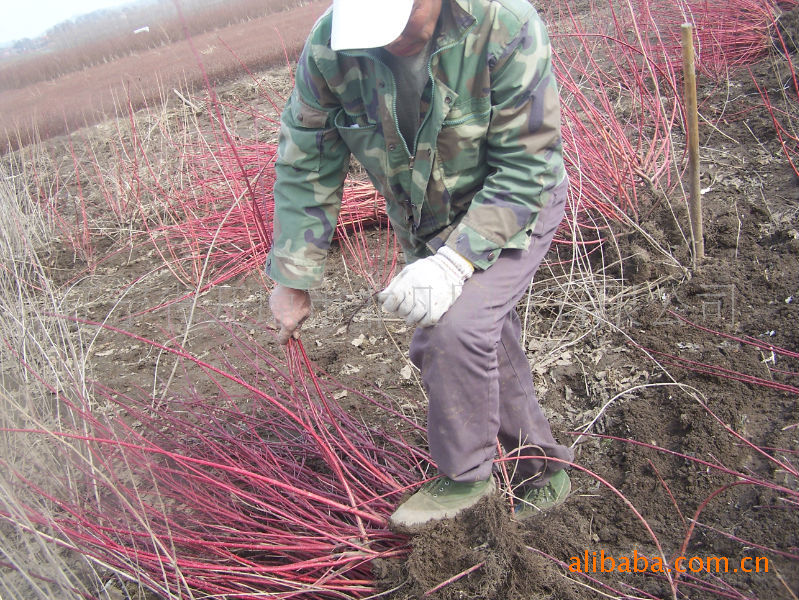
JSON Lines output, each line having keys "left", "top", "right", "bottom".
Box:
{"left": 681, "top": 24, "right": 704, "bottom": 265}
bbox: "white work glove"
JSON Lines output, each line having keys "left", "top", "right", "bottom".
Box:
{"left": 377, "top": 246, "right": 474, "bottom": 327}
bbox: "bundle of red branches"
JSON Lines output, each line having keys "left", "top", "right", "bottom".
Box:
{"left": 3, "top": 320, "right": 428, "bottom": 599}
{"left": 155, "top": 140, "right": 390, "bottom": 289}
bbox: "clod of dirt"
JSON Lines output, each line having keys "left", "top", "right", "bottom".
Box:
{"left": 775, "top": 6, "right": 799, "bottom": 54}
{"left": 374, "top": 496, "right": 578, "bottom": 600}
{"left": 624, "top": 244, "right": 653, "bottom": 283}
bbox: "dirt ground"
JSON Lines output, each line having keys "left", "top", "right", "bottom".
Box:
{"left": 2, "top": 4, "right": 798, "bottom": 600}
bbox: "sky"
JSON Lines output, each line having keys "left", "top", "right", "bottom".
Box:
{"left": 1, "top": 0, "right": 133, "bottom": 45}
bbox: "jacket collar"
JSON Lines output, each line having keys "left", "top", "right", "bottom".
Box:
{"left": 437, "top": 0, "right": 477, "bottom": 47}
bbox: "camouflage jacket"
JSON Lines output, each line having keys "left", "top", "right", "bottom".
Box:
{"left": 266, "top": 0, "right": 567, "bottom": 289}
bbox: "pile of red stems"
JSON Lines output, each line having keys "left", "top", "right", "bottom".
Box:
{"left": 4, "top": 321, "right": 428, "bottom": 599}
{"left": 162, "top": 141, "right": 390, "bottom": 289}
{"left": 627, "top": 0, "right": 787, "bottom": 77}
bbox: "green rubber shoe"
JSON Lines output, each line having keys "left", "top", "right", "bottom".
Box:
{"left": 514, "top": 469, "right": 571, "bottom": 519}
{"left": 389, "top": 475, "right": 495, "bottom": 532}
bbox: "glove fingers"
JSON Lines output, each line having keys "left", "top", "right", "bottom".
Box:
{"left": 404, "top": 302, "right": 428, "bottom": 325}
{"left": 377, "top": 290, "right": 395, "bottom": 312}
{"left": 378, "top": 253, "right": 470, "bottom": 326}
{"left": 380, "top": 287, "right": 406, "bottom": 314}
{"left": 378, "top": 273, "right": 407, "bottom": 313}
{"left": 395, "top": 293, "right": 418, "bottom": 319}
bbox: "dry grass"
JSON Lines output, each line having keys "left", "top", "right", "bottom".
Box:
{"left": 0, "top": 164, "right": 109, "bottom": 599}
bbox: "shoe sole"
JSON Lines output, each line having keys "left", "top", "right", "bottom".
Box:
{"left": 388, "top": 485, "right": 496, "bottom": 534}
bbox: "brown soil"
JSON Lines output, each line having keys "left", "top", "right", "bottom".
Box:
{"left": 777, "top": 5, "right": 799, "bottom": 54}
{"left": 372, "top": 497, "right": 578, "bottom": 600}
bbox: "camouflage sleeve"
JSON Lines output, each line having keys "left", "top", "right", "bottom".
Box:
{"left": 445, "top": 12, "right": 567, "bottom": 269}
{"left": 265, "top": 37, "right": 350, "bottom": 290}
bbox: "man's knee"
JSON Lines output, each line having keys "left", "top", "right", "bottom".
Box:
{"left": 414, "top": 313, "right": 490, "bottom": 364}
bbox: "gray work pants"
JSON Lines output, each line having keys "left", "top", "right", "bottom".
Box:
{"left": 409, "top": 184, "right": 573, "bottom": 485}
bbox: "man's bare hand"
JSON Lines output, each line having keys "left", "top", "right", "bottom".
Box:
{"left": 269, "top": 285, "right": 312, "bottom": 344}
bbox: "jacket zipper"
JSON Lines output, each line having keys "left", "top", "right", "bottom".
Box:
{"left": 410, "top": 21, "right": 477, "bottom": 154}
